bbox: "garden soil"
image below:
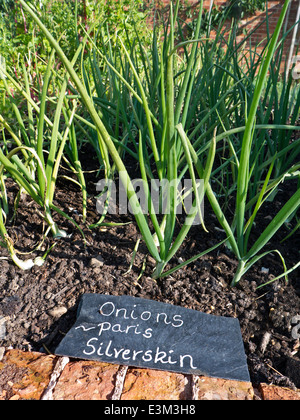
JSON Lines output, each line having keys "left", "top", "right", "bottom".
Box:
{"left": 0, "top": 151, "right": 299, "bottom": 389}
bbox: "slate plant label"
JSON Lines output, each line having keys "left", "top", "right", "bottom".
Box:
{"left": 55, "top": 294, "right": 250, "bottom": 382}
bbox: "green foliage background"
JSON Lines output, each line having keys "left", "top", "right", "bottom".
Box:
{"left": 229, "top": 0, "right": 266, "bottom": 19}
{"left": 0, "top": 0, "right": 148, "bottom": 65}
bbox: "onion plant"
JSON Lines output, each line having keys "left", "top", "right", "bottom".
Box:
{"left": 15, "top": 0, "right": 227, "bottom": 278}
{"left": 224, "top": 10, "right": 300, "bottom": 203}
{"left": 178, "top": 0, "right": 300, "bottom": 286}
{"left": 0, "top": 44, "right": 86, "bottom": 269}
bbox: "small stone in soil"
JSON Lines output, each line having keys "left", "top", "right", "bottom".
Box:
{"left": 48, "top": 306, "right": 68, "bottom": 318}
{"left": 90, "top": 256, "right": 104, "bottom": 268}
{"left": 260, "top": 267, "right": 269, "bottom": 275}
{"left": 0, "top": 317, "right": 8, "bottom": 340}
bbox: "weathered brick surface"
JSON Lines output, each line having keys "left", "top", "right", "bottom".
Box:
{"left": 0, "top": 349, "right": 57, "bottom": 400}
{"left": 259, "top": 383, "right": 300, "bottom": 400}
{"left": 1, "top": 349, "right": 300, "bottom": 400}
{"left": 52, "top": 360, "right": 119, "bottom": 400}
{"left": 196, "top": 376, "right": 254, "bottom": 400}
{"left": 121, "top": 368, "right": 190, "bottom": 400}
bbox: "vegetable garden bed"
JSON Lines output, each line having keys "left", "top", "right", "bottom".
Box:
{"left": 0, "top": 162, "right": 299, "bottom": 389}
{"left": 0, "top": 0, "right": 299, "bottom": 392}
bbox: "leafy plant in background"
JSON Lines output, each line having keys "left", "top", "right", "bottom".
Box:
{"left": 229, "top": 0, "right": 266, "bottom": 19}
{"left": 0, "top": 0, "right": 152, "bottom": 125}
{"left": 238, "top": 0, "right": 266, "bottom": 15}
{"left": 0, "top": 0, "right": 151, "bottom": 91}
{"left": 0, "top": 0, "right": 76, "bottom": 64}
{"left": 185, "top": 0, "right": 266, "bottom": 35}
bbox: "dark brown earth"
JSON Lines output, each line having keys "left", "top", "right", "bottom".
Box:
{"left": 0, "top": 150, "right": 299, "bottom": 389}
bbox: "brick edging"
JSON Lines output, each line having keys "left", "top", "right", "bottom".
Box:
{"left": 0, "top": 348, "right": 299, "bottom": 400}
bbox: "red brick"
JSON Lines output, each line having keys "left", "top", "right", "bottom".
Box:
{"left": 121, "top": 368, "right": 190, "bottom": 400}
{"left": 2, "top": 348, "right": 300, "bottom": 400}
{"left": 196, "top": 376, "right": 254, "bottom": 400}
{"left": 0, "top": 349, "right": 56, "bottom": 400}
{"left": 52, "top": 360, "right": 119, "bottom": 400}
{"left": 259, "top": 383, "right": 300, "bottom": 400}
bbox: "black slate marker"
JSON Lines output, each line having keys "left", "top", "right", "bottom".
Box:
{"left": 55, "top": 293, "right": 250, "bottom": 382}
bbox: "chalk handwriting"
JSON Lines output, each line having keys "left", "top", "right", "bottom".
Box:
{"left": 99, "top": 301, "right": 184, "bottom": 328}
{"left": 74, "top": 298, "right": 195, "bottom": 370}
{"left": 83, "top": 338, "right": 197, "bottom": 370}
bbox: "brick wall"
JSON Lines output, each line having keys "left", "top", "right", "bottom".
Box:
{"left": 232, "top": 0, "right": 300, "bottom": 71}
{"left": 146, "top": 1, "right": 300, "bottom": 73}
